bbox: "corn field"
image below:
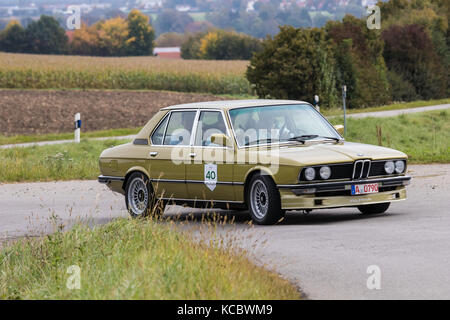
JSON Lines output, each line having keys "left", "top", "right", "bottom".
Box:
{"left": 0, "top": 53, "right": 252, "bottom": 95}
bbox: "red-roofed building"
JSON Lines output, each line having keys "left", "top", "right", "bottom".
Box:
{"left": 153, "top": 47, "right": 181, "bottom": 59}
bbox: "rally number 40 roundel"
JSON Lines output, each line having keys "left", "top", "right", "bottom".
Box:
{"left": 204, "top": 163, "right": 217, "bottom": 191}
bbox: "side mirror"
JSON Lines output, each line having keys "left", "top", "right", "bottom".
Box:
{"left": 334, "top": 125, "right": 344, "bottom": 136}
{"left": 210, "top": 133, "right": 231, "bottom": 147}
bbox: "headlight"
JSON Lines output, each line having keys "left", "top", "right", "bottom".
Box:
{"left": 319, "top": 166, "right": 331, "bottom": 180}
{"left": 304, "top": 167, "right": 316, "bottom": 181}
{"left": 395, "top": 160, "right": 405, "bottom": 174}
{"left": 384, "top": 161, "right": 395, "bottom": 174}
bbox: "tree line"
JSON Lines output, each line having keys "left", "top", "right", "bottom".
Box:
{"left": 0, "top": 10, "right": 155, "bottom": 56}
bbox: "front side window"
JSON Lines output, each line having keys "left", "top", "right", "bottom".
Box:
{"left": 229, "top": 104, "right": 338, "bottom": 147}
{"left": 194, "top": 111, "right": 228, "bottom": 147}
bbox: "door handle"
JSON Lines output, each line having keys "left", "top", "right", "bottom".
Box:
{"left": 150, "top": 151, "right": 158, "bottom": 157}
{"left": 189, "top": 153, "right": 196, "bottom": 158}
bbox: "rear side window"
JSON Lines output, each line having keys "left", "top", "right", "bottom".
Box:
{"left": 151, "top": 115, "right": 169, "bottom": 145}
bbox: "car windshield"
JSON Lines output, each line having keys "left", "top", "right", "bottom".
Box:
{"left": 229, "top": 104, "right": 339, "bottom": 147}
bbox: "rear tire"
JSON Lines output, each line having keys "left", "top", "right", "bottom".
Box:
{"left": 125, "top": 172, "right": 164, "bottom": 218}
{"left": 247, "top": 174, "right": 285, "bottom": 225}
{"left": 357, "top": 202, "right": 390, "bottom": 215}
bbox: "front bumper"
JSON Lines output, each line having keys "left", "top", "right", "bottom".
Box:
{"left": 278, "top": 175, "right": 411, "bottom": 210}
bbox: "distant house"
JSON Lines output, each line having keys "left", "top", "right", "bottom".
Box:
{"left": 153, "top": 47, "right": 181, "bottom": 59}
{"left": 65, "top": 30, "right": 74, "bottom": 42}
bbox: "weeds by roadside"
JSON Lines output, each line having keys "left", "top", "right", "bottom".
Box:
{"left": 0, "top": 216, "right": 301, "bottom": 300}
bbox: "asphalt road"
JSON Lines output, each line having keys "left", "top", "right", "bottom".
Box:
{"left": 0, "top": 164, "right": 449, "bottom": 299}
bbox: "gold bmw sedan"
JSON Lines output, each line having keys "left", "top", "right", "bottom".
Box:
{"left": 99, "top": 100, "right": 411, "bottom": 225}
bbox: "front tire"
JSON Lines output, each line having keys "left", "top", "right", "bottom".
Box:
{"left": 357, "top": 202, "right": 390, "bottom": 215}
{"left": 247, "top": 174, "right": 285, "bottom": 225}
{"left": 125, "top": 172, "right": 162, "bottom": 218}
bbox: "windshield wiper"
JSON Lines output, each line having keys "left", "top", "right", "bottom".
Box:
{"left": 244, "top": 138, "right": 279, "bottom": 146}
{"left": 288, "top": 135, "right": 319, "bottom": 143}
{"left": 317, "top": 136, "right": 341, "bottom": 142}
{"left": 288, "top": 135, "right": 341, "bottom": 144}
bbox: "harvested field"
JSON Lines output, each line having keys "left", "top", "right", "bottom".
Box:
{"left": 0, "top": 89, "right": 227, "bottom": 136}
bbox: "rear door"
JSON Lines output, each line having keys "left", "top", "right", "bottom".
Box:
{"left": 186, "top": 110, "right": 236, "bottom": 202}
{"left": 148, "top": 110, "right": 196, "bottom": 200}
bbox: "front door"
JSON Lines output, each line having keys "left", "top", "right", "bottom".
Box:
{"left": 186, "top": 110, "right": 235, "bottom": 203}
{"left": 148, "top": 110, "right": 196, "bottom": 200}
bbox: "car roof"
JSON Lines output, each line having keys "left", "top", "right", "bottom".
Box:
{"left": 162, "top": 99, "right": 311, "bottom": 111}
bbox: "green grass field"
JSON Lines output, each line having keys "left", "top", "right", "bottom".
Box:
{"left": 0, "top": 139, "right": 128, "bottom": 183}
{"left": 329, "top": 110, "right": 450, "bottom": 163}
{"left": 0, "top": 218, "right": 300, "bottom": 299}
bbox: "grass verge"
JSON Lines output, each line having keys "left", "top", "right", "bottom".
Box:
{"left": 329, "top": 110, "right": 450, "bottom": 163}
{"left": 0, "top": 139, "right": 128, "bottom": 183}
{"left": 322, "top": 98, "right": 450, "bottom": 117}
{"left": 0, "top": 128, "right": 140, "bottom": 146}
{"left": 0, "top": 218, "right": 300, "bottom": 299}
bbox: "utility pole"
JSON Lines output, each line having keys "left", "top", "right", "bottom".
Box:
{"left": 342, "top": 85, "right": 347, "bottom": 136}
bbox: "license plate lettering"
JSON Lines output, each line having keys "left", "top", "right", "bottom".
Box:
{"left": 351, "top": 183, "right": 379, "bottom": 195}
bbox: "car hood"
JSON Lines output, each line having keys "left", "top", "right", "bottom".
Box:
{"left": 250, "top": 141, "right": 407, "bottom": 166}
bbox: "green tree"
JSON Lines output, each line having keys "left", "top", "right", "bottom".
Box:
{"left": 382, "top": 23, "right": 446, "bottom": 100}
{"left": 326, "top": 15, "right": 391, "bottom": 108}
{"left": 25, "top": 15, "right": 68, "bottom": 54}
{"left": 246, "top": 26, "right": 338, "bottom": 108}
{"left": 181, "top": 32, "right": 204, "bottom": 59}
{"left": 0, "top": 20, "right": 27, "bottom": 53}
{"left": 181, "top": 30, "right": 262, "bottom": 60}
{"left": 126, "top": 9, "right": 155, "bottom": 56}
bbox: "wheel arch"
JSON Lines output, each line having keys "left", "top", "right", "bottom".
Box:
{"left": 122, "top": 166, "right": 151, "bottom": 191}
{"left": 243, "top": 167, "right": 278, "bottom": 205}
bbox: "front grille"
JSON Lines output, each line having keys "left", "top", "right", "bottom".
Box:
{"left": 370, "top": 161, "right": 387, "bottom": 177}
{"left": 299, "top": 159, "right": 406, "bottom": 182}
{"left": 352, "top": 160, "right": 371, "bottom": 180}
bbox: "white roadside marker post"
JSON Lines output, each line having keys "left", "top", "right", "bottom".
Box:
{"left": 314, "top": 95, "right": 320, "bottom": 112}
{"left": 74, "top": 113, "right": 81, "bottom": 143}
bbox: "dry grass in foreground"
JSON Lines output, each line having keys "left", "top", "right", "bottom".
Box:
{"left": 0, "top": 218, "right": 301, "bottom": 300}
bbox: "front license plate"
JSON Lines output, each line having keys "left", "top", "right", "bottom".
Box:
{"left": 351, "top": 183, "right": 379, "bottom": 195}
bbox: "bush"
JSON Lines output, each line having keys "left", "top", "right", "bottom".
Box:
{"left": 387, "top": 70, "right": 418, "bottom": 102}
{"left": 246, "top": 26, "right": 338, "bottom": 108}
